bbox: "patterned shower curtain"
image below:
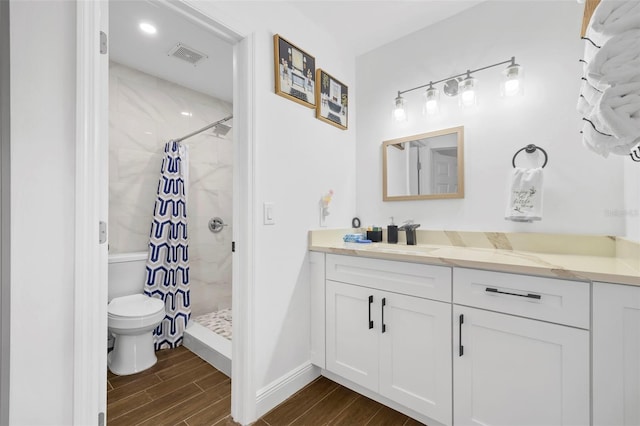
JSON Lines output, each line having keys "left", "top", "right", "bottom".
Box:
{"left": 144, "top": 140, "right": 190, "bottom": 350}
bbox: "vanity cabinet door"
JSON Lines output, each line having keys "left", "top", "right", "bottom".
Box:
{"left": 379, "top": 293, "right": 452, "bottom": 426}
{"left": 326, "top": 280, "right": 379, "bottom": 392}
{"left": 593, "top": 282, "right": 640, "bottom": 426}
{"left": 453, "top": 305, "right": 589, "bottom": 426}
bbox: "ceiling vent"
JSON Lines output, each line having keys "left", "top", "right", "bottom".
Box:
{"left": 167, "top": 43, "right": 208, "bottom": 66}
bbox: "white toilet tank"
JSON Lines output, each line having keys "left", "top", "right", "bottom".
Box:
{"left": 108, "top": 252, "right": 148, "bottom": 301}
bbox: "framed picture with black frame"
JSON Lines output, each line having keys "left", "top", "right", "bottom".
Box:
{"left": 273, "top": 34, "right": 316, "bottom": 108}
{"left": 315, "top": 69, "right": 348, "bottom": 130}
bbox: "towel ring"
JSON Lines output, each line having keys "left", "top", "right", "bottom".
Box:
{"left": 512, "top": 144, "right": 548, "bottom": 168}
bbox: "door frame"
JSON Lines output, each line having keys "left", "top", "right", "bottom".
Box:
{"left": 0, "top": 0, "right": 10, "bottom": 423}
{"left": 74, "top": 1, "right": 257, "bottom": 424}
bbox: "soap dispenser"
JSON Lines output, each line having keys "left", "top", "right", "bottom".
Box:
{"left": 387, "top": 217, "right": 398, "bottom": 244}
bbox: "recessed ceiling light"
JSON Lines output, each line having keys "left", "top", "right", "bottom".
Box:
{"left": 181, "top": 111, "right": 192, "bottom": 117}
{"left": 139, "top": 22, "right": 157, "bottom": 35}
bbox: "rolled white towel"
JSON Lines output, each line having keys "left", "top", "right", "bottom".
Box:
{"left": 581, "top": 118, "right": 639, "bottom": 157}
{"left": 582, "top": 38, "right": 601, "bottom": 63}
{"left": 588, "top": 0, "right": 640, "bottom": 45}
{"left": 586, "top": 30, "right": 640, "bottom": 90}
{"left": 577, "top": 80, "right": 603, "bottom": 117}
{"left": 597, "top": 81, "right": 640, "bottom": 139}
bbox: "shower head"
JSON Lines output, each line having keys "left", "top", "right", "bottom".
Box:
{"left": 212, "top": 123, "right": 232, "bottom": 137}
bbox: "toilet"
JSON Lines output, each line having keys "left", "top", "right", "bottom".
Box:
{"left": 107, "top": 252, "right": 166, "bottom": 375}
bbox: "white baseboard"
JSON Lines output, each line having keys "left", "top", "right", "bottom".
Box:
{"left": 255, "top": 362, "right": 320, "bottom": 419}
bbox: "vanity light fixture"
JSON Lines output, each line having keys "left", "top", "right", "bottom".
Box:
{"left": 393, "top": 56, "right": 523, "bottom": 121}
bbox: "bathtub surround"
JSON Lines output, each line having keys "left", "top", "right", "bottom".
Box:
{"left": 109, "top": 62, "right": 232, "bottom": 316}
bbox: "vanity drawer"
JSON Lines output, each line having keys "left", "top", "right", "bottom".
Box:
{"left": 326, "top": 254, "right": 451, "bottom": 302}
{"left": 453, "top": 268, "right": 590, "bottom": 329}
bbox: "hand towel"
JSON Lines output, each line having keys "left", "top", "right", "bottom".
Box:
{"left": 586, "top": 30, "right": 640, "bottom": 90}
{"left": 588, "top": 0, "right": 640, "bottom": 45}
{"left": 505, "top": 168, "right": 543, "bottom": 222}
{"left": 597, "top": 81, "right": 640, "bottom": 139}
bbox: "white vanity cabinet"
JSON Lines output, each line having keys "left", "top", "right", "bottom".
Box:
{"left": 324, "top": 254, "right": 453, "bottom": 425}
{"left": 453, "top": 268, "right": 590, "bottom": 426}
{"left": 593, "top": 282, "right": 640, "bottom": 426}
{"left": 312, "top": 253, "right": 595, "bottom": 426}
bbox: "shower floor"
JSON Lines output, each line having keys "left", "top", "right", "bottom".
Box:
{"left": 193, "top": 308, "right": 232, "bottom": 340}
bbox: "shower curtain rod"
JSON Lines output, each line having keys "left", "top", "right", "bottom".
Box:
{"left": 175, "top": 115, "right": 233, "bottom": 143}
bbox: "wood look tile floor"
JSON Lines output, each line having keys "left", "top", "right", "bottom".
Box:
{"left": 107, "top": 346, "right": 426, "bottom": 426}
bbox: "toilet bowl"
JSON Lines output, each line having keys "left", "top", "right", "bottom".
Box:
{"left": 107, "top": 294, "right": 165, "bottom": 375}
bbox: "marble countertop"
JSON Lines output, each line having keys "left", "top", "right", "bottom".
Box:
{"left": 309, "top": 229, "right": 640, "bottom": 286}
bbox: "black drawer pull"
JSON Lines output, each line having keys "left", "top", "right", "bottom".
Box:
{"left": 485, "top": 287, "right": 541, "bottom": 300}
{"left": 368, "top": 295, "right": 374, "bottom": 329}
{"left": 459, "top": 314, "right": 464, "bottom": 357}
{"left": 381, "top": 297, "right": 386, "bottom": 333}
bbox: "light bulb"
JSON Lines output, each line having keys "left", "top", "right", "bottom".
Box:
{"left": 504, "top": 79, "right": 520, "bottom": 96}
{"left": 393, "top": 94, "right": 407, "bottom": 122}
{"left": 424, "top": 86, "right": 440, "bottom": 116}
{"left": 461, "top": 90, "right": 475, "bottom": 105}
{"left": 459, "top": 75, "right": 478, "bottom": 108}
{"left": 425, "top": 100, "right": 439, "bottom": 115}
{"left": 502, "top": 62, "right": 524, "bottom": 97}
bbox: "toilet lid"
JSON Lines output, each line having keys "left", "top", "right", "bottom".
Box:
{"left": 108, "top": 294, "right": 164, "bottom": 317}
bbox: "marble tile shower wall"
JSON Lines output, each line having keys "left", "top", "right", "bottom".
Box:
{"left": 109, "top": 61, "right": 232, "bottom": 316}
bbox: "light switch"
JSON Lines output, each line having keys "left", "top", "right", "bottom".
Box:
{"left": 264, "top": 202, "right": 275, "bottom": 225}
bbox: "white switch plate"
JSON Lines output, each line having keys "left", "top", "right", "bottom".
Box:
{"left": 264, "top": 202, "right": 275, "bottom": 225}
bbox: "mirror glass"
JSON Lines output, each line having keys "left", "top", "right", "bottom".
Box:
{"left": 383, "top": 126, "right": 464, "bottom": 201}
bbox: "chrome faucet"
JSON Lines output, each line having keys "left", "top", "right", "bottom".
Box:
{"left": 399, "top": 220, "right": 421, "bottom": 245}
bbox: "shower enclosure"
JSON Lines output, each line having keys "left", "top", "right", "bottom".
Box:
{"left": 108, "top": 59, "right": 234, "bottom": 375}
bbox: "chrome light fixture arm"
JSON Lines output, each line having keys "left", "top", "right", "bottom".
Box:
{"left": 396, "top": 57, "right": 517, "bottom": 97}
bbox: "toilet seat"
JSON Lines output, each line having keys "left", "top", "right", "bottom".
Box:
{"left": 109, "top": 294, "right": 164, "bottom": 317}
{"left": 108, "top": 294, "right": 165, "bottom": 330}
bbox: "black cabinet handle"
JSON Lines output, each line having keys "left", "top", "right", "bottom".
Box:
{"left": 485, "top": 287, "right": 541, "bottom": 300}
{"left": 459, "top": 314, "right": 464, "bottom": 357}
{"left": 381, "top": 298, "right": 387, "bottom": 333}
{"left": 368, "top": 295, "right": 373, "bottom": 329}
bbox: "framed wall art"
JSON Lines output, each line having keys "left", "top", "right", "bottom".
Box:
{"left": 273, "top": 34, "right": 316, "bottom": 108}
{"left": 315, "top": 69, "right": 348, "bottom": 130}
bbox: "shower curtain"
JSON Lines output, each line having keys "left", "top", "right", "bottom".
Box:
{"left": 144, "top": 140, "right": 190, "bottom": 350}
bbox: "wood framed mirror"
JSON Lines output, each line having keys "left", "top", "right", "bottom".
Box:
{"left": 383, "top": 126, "right": 464, "bottom": 201}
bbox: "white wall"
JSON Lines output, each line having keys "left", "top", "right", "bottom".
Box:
{"left": 7, "top": 0, "right": 356, "bottom": 422}
{"left": 624, "top": 159, "right": 640, "bottom": 241}
{"left": 109, "top": 62, "right": 234, "bottom": 315}
{"left": 193, "top": 1, "right": 357, "bottom": 393}
{"left": 9, "top": 1, "right": 76, "bottom": 424}
{"left": 356, "top": 1, "right": 625, "bottom": 236}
